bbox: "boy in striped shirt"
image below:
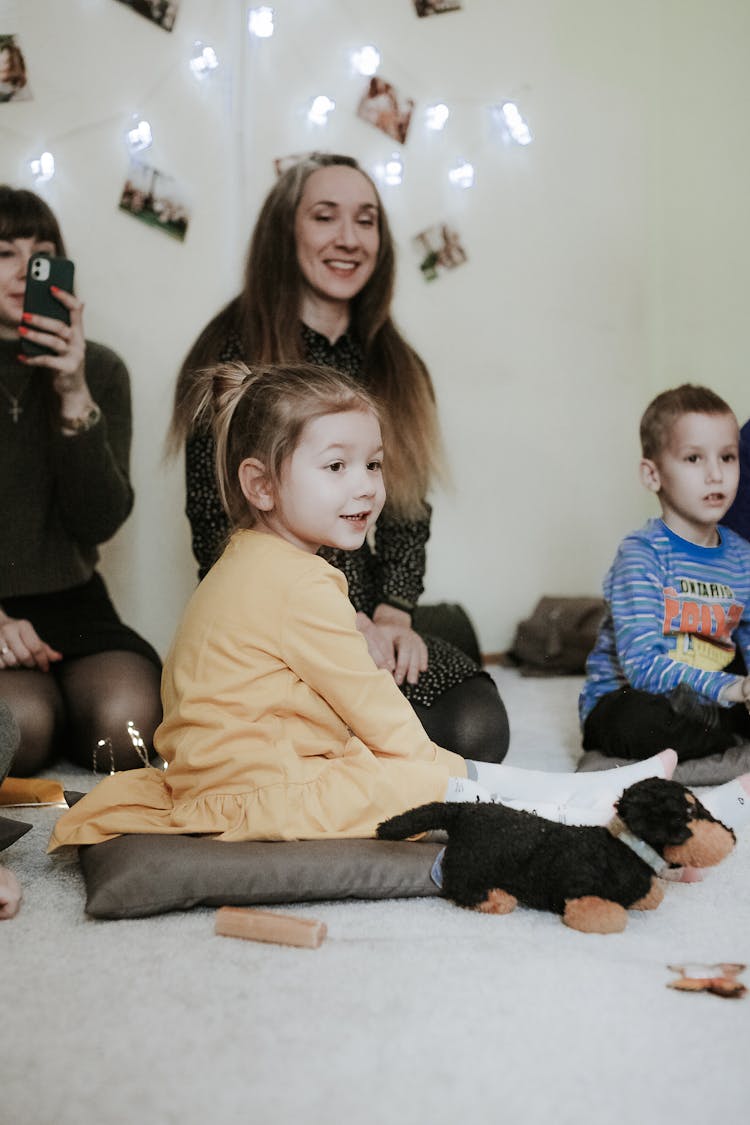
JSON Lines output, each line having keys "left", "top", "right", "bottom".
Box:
{"left": 580, "top": 384, "right": 750, "bottom": 763}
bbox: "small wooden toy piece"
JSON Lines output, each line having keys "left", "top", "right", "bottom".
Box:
{"left": 667, "top": 963, "right": 746, "bottom": 999}
{"left": 215, "top": 906, "right": 327, "bottom": 949}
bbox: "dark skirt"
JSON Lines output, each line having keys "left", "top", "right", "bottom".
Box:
{"left": 399, "top": 636, "right": 488, "bottom": 709}
{"left": 2, "top": 572, "right": 161, "bottom": 668}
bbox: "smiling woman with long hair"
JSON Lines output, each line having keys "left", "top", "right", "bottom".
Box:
{"left": 170, "top": 153, "right": 509, "bottom": 764}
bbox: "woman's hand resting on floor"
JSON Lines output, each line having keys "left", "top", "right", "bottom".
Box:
{"left": 0, "top": 867, "right": 22, "bottom": 919}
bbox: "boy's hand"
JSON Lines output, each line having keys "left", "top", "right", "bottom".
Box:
{"left": 721, "top": 676, "right": 750, "bottom": 710}
{"left": 742, "top": 676, "right": 750, "bottom": 712}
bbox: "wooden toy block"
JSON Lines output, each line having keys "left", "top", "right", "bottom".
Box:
{"left": 215, "top": 906, "right": 327, "bottom": 948}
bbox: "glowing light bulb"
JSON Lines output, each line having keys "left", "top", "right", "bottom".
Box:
{"left": 248, "top": 7, "right": 275, "bottom": 38}
{"left": 190, "top": 41, "right": 219, "bottom": 79}
{"left": 448, "top": 160, "right": 474, "bottom": 189}
{"left": 502, "top": 102, "right": 522, "bottom": 126}
{"left": 126, "top": 117, "right": 153, "bottom": 153}
{"left": 494, "top": 101, "right": 534, "bottom": 146}
{"left": 308, "top": 95, "right": 335, "bottom": 125}
{"left": 352, "top": 45, "right": 381, "bottom": 76}
{"left": 29, "top": 151, "right": 55, "bottom": 184}
{"left": 383, "top": 153, "right": 404, "bottom": 186}
{"left": 425, "top": 103, "right": 450, "bottom": 131}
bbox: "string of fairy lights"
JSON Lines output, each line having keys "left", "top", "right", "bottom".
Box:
{"left": 28, "top": 5, "right": 533, "bottom": 191}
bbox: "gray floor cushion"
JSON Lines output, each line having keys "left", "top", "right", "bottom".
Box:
{"left": 577, "top": 744, "right": 750, "bottom": 786}
{"left": 78, "top": 833, "right": 443, "bottom": 919}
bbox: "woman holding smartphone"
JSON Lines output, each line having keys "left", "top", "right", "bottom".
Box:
{"left": 0, "top": 185, "right": 161, "bottom": 775}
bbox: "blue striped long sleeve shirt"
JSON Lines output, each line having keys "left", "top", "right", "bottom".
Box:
{"left": 579, "top": 518, "right": 750, "bottom": 725}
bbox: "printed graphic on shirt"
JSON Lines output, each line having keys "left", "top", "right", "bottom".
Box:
{"left": 662, "top": 578, "right": 743, "bottom": 671}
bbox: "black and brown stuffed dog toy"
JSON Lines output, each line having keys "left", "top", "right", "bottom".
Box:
{"left": 377, "top": 778, "right": 735, "bottom": 934}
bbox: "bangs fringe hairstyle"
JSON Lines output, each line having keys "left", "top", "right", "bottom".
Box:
{"left": 0, "top": 185, "right": 66, "bottom": 255}
{"left": 170, "top": 152, "right": 441, "bottom": 519}
{"left": 186, "top": 362, "right": 381, "bottom": 530}
{"left": 640, "top": 384, "right": 736, "bottom": 460}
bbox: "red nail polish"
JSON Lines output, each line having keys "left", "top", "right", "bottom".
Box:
{"left": 50, "top": 285, "right": 59, "bottom": 294}
{"left": 17, "top": 325, "right": 28, "bottom": 335}
{"left": 22, "top": 312, "right": 32, "bottom": 323}
{"left": 17, "top": 354, "right": 26, "bottom": 363}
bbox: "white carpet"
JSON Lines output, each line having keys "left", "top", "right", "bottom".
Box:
{"left": 2, "top": 668, "right": 746, "bottom": 1125}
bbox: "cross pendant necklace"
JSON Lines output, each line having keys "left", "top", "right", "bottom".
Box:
{"left": 0, "top": 377, "right": 30, "bottom": 423}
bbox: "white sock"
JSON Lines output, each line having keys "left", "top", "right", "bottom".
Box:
{"left": 498, "top": 796, "right": 618, "bottom": 827}
{"left": 445, "top": 779, "right": 623, "bottom": 827}
{"left": 444, "top": 783, "right": 622, "bottom": 827}
{"left": 444, "top": 776, "right": 492, "bottom": 803}
{"left": 700, "top": 774, "right": 750, "bottom": 833}
{"left": 466, "top": 749, "right": 677, "bottom": 809}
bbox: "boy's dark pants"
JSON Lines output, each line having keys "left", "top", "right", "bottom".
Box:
{"left": 583, "top": 685, "right": 750, "bottom": 761}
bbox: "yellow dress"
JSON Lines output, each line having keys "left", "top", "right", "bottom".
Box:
{"left": 49, "top": 531, "right": 466, "bottom": 850}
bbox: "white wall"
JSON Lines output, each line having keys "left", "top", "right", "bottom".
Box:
{"left": 1, "top": 0, "right": 747, "bottom": 658}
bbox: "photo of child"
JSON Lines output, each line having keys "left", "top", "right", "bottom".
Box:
{"left": 413, "top": 1, "right": 463, "bottom": 17}
{"left": 113, "top": 1, "right": 179, "bottom": 33}
{"left": 0, "top": 34, "right": 32, "bottom": 102}
{"left": 119, "top": 159, "right": 190, "bottom": 242}
{"left": 357, "top": 76, "right": 415, "bottom": 145}
{"left": 413, "top": 222, "right": 468, "bottom": 281}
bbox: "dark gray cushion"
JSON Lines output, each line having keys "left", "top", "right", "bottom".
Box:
{"left": 78, "top": 833, "right": 443, "bottom": 919}
{"left": 0, "top": 815, "right": 31, "bottom": 852}
{"left": 577, "top": 744, "right": 750, "bottom": 786}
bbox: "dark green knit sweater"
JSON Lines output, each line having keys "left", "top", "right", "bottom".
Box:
{"left": 0, "top": 338, "right": 134, "bottom": 599}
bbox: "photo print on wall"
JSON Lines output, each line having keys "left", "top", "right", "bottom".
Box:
{"left": 413, "top": 222, "right": 468, "bottom": 281}
{"left": 357, "top": 76, "right": 415, "bottom": 145}
{"left": 113, "top": 1, "right": 179, "bottom": 33}
{"left": 119, "top": 158, "right": 190, "bottom": 242}
{"left": 413, "top": 1, "right": 463, "bottom": 17}
{"left": 274, "top": 152, "right": 314, "bottom": 177}
{"left": 0, "top": 34, "right": 32, "bottom": 102}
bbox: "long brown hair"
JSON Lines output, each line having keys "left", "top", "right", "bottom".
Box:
{"left": 188, "top": 362, "right": 381, "bottom": 530}
{"left": 171, "top": 153, "right": 440, "bottom": 518}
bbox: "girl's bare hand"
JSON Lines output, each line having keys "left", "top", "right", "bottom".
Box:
{"left": 355, "top": 612, "right": 396, "bottom": 674}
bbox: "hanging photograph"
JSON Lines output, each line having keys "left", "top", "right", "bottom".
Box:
{"left": 357, "top": 76, "right": 414, "bottom": 145}
{"left": 0, "top": 34, "right": 32, "bottom": 102}
{"left": 113, "top": 1, "right": 179, "bottom": 33}
{"left": 413, "top": 222, "right": 468, "bottom": 282}
{"left": 273, "top": 152, "right": 314, "bottom": 178}
{"left": 413, "top": 1, "right": 463, "bottom": 17}
{"left": 119, "top": 159, "right": 190, "bottom": 242}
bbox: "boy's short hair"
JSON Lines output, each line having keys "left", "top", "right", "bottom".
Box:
{"left": 640, "top": 384, "right": 736, "bottom": 460}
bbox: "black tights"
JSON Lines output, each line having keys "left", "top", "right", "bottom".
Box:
{"left": 412, "top": 674, "right": 509, "bottom": 763}
{"left": 0, "top": 650, "right": 162, "bottom": 776}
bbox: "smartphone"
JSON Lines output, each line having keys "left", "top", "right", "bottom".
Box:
{"left": 21, "top": 254, "right": 75, "bottom": 357}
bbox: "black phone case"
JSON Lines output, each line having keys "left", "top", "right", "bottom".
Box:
{"left": 21, "top": 255, "right": 75, "bottom": 357}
